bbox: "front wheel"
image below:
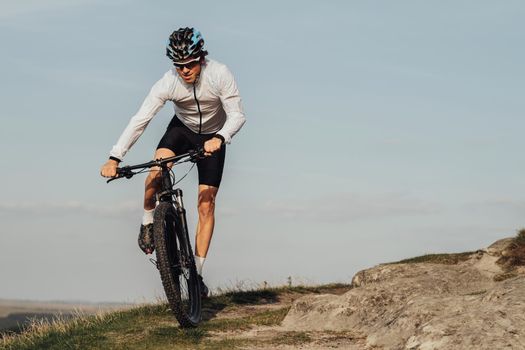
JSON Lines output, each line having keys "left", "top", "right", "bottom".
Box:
{"left": 153, "top": 201, "right": 201, "bottom": 327}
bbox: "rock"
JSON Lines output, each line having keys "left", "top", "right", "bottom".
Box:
{"left": 281, "top": 238, "right": 525, "bottom": 349}
{"left": 485, "top": 237, "right": 515, "bottom": 257}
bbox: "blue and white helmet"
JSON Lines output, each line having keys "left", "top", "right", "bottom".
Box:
{"left": 166, "top": 27, "right": 208, "bottom": 64}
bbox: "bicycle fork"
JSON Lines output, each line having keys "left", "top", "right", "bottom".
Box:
{"left": 173, "top": 189, "right": 192, "bottom": 257}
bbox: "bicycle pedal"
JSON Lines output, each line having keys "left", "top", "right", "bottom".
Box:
{"left": 149, "top": 258, "right": 159, "bottom": 270}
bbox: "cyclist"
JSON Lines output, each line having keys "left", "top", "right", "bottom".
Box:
{"left": 100, "top": 27, "right": 246, "bottom": 297}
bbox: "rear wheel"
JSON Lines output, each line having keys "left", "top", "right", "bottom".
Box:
{"left": 153, "top": 202, "right": 201, "bottom": 327}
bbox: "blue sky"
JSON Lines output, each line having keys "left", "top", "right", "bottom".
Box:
{"left": 1, "top": 0, "right": 524, "bottom": 302}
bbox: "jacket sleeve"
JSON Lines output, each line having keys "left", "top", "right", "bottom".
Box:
{"left": 215, "top": 65, "right": 246, "bottom": 144}
{"left": 109, "top": 73, "right": 172, "bottom": 161}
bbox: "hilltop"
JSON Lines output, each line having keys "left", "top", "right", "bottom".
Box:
{"left": 3, "top": 230, "right": 525, "bottom": 349}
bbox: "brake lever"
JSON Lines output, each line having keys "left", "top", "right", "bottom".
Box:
{"left": 189, "top": 147, "right": 206, "bottom": 163}
{"left": 106, "top": 176, "right": 120, "bottom": 184}
{"left": 106, "top": 167, "right": 134, "bottom": 184}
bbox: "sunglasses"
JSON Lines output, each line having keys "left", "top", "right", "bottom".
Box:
{"left": 174, "top": 59, "right": 200, "bottom": 70}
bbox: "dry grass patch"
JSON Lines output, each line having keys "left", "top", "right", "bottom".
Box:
{"left": 388, "top": 251, "right": 477, "bottom": 265}
{"left": 496, "top": 229, "right": 525, "bottom": 269}
{"left": 493, "top": 229, "right": 525, "bottom": 282}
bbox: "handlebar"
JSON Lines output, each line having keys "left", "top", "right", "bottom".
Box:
{"left": 106, "top": 147, "right": 205, "bottom": 184}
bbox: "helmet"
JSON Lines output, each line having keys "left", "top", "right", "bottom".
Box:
{"left": 166, "top": 27, "right": 208, "bottom": 64}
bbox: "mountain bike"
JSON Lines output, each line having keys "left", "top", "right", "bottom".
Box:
{"left": 107, "top": 148, "right": 205, "bottom": 327}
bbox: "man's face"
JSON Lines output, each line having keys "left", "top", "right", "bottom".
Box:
{"left": 174, "top": 59, "right": 202, "bottom": 84}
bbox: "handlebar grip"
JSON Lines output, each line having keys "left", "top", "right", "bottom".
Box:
{"left": 189, "top": 147, "right": 206, "bottom": 162}
{"left": 106, "top": 167, "right": 133, "bottom": 184}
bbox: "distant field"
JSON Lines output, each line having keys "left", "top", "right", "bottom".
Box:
{"left": 0, "top": 299, "right": 132, "bottom": 334}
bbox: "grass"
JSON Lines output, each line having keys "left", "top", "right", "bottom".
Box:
{"left": 387, "top": 251, "right": 478, "bottom": 265}
{"left": 491, "top": 228, "right": 525, "bottom": 281}
{"left": 203, "top": 307, "right": 290, "bottom": 332}
{"left": 382, "top": 229, "right": 525, "bottom": 281}
{"left": 384, "top": 229, "right": 525, "bottom": 281}
{"left": 493, "top": 271, "right": 519, "bottom": 282}
{"left": 515, "top": 228, "right": 525, "bottom": 245}
{"left": 270, "top": 331, "right": 312, "bottom": 346}
{"left": 0, "top": 283, "right": 351, "bottom": 350}
{"left": 496, "top": 228, "right": 525, "bottom": 271}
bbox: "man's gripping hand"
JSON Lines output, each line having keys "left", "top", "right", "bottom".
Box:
{"left": 203, "top": 137, "right": 223, "bottom": 156}
{"left": 100, "top": 159, "right": 119, "bottom": 178}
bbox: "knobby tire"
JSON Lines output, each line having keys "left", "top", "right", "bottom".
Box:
{"left": 153, "top": 202, "right": 201, "bottom": 327}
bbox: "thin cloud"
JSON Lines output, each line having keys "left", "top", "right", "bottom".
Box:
{"left": 0, "top": 200, "right": 140, "bottom": 218}
{"left": 2, "top": 57, "right": 143, "bottom": 91}
{"left": 468, "top": 198, "right": 525, "bottom": 215}
{"left": 0, "top": 200, "right": 242, "bottom": 219}
{"left": 260, "top": 192, "right": 441, "bottom": 222}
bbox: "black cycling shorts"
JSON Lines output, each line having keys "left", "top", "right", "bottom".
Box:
{"left": 157, "top": 116, "right": 226, "bottom": 188}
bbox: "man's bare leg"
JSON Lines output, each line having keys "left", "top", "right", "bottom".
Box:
{"left": 138, "top": 148, "right": 176, "bottom": 254}
{"left": 194, "top": 184, "right": 219, "bottom": 258}
{"left": 144, "top": 148, "right": 176, "bottom": 210}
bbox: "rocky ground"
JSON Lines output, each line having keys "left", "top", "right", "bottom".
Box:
{"left": 279, "top": 237, "right": 525, "bottom": 349}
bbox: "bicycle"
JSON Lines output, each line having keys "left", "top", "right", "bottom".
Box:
{"left": 107, "top": 148, "right": 205, "bottom": 327}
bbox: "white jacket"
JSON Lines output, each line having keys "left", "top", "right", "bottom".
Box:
{"left": 109, "top": 59, "right": 246, "bottom": 161}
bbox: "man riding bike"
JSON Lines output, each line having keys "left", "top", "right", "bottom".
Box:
{"left": 100, "top": 27, "right": 246, "bottom": 297}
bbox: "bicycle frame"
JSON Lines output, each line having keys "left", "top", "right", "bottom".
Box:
{"left": 108, "top": 149, "right": 204, "bottom": 243}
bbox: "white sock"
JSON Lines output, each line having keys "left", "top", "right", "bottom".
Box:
{"left": 142, "top": 209, "right": 155, "bottom": 225}
{"left": 195, "top": 255, "right": 206, "bottom": 276}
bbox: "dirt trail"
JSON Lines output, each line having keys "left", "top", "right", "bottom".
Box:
{"left": 203, "top": 285, "right": 368, "bottom": 349}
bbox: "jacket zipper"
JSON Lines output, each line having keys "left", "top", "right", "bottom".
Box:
{"left": 193, "top": 83, "right": 203, "bottom": 134}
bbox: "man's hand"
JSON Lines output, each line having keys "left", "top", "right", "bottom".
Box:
{"left": 203, "top": 137, "right": 223, "bottom": 156}
{"left": 100, "top": 159, "right": 119, "bottom": 178}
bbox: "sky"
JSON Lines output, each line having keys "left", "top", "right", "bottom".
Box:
{"left": 0, "top": 0, "right": 524, "bottom": 303}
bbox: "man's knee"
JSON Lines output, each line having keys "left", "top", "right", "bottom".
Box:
{"left": 146, "top": 168, "right": 161, "bottom": 180}
{"left": 147, "top": 148, "right": 175, "bottom": 185}
{"left": 198, "top": 187, "right": 217, "bottom": 218}
{"left": 145, "top": 168, "right": 162, "bottom": 189}
{"left": 198, "top": 201, "right": 215, "bottom": 218}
